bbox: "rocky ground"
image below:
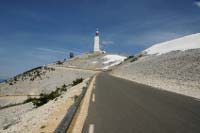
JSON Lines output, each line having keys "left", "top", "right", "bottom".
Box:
{"left": 0, "top": 67, "right": 95, "bottom": 96}
{"left": 0, "top": 79, "right": 90, "bottom": 133}
{"left": 0, "top": 53, "right": 104, "bottom": 132}
{"left": 113, "top": 49, "right": 200, "bottom": 99}
{"left": 51, "top": 52, "right": 126, "bottom": 70}
{"left": 0, "top": 66, "right": 96, "bottom": 108}
{"left": 0, "top": 51, "right": 126, "bottom": 132}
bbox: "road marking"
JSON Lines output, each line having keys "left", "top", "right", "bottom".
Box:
{"left": 89, "top": 124, "right": 94, "bottom": 133}
{"left": 92, "top": 94, "right": 95, "bottom": 102}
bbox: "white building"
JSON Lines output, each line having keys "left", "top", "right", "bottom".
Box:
{"left": 94, "top": 29, "right": 100, "bottom": 52}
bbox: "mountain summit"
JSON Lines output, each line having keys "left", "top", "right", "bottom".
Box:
{"left": 1, "top": 33, "right": 200, "bottom": 132}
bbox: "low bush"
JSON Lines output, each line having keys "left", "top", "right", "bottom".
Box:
{"left": 40, "top": 125, "right": 46, "bottom": 129}
{"left": 69, "top": 52, "right": 74, "bottom": 58}
{"left": 24, "top": 83, "right": 68, "bottom": 107}
{"left": 130, "top": 53, "right": 145, "bottom": 62}
{"left": 123, "top": 55, "right": 135, "bottom": 62}
{"left": 126, "top": 55, "right": 134, "bottom": 60}
{"left": 3, "top": 123, "right": 13, "bottom": 130}
{"left": 0, "top": 103, "right": 23, "bottom": 110}
{"left": 74, "top": 95, "right": 79, "bottom": 102}
{"left": 56, "top": 61, "right": 63, "bottom": 65}
{"left": 130, "top": 57, "right": 139, "bottom": 62}
{"left": 24, "top": 78, "right": 84, "bottom": 107}
{"left": 72, "top": 78, "right": 83, "bottom": 86}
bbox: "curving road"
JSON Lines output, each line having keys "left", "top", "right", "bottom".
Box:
{"left": 83, "top": 73, "right": 200, "bottom": 133}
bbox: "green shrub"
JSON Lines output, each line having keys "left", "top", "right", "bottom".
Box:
{"left": 14, "top": 77, "right": 18, "bottom": 82}
{"left": 130, "top": 53, "right": 144, "bottom": 62}
{"left": 123, "top": 55, "right": 134, "bottom": 62}
{"left": 72, "top": 78, "right": 83, "bottom": 86}
{"left": 61, "top": 84, "right": 67, "bottom": 91}
{"left": 128, "top": 55, "right": 134, "bottom": 58}
{"left": 56, "top": 61, "right": 63, "bottom": 65}
{"left": 126, "top": 55, "right": 134, "bottom": 60}
{"left": 40, "top": 125, "right": 46, "bottom": 129}
{"left": 3, "top": 123, "right": 12, "bottom": 130}
{"left": 69, "top": 52, "right": 74, "bottom": 58}
{"left": 130, "top": 57, "right": 139, "bottom": 62}
{"left": 24, "top": 79, "right": 85, "bottom": 107}
{"left": 74, "top": 95, "right": 79, "bottom": 102}
{"left": 24, "top": 83, "right": 68, "bottom": 107}
{"left": 24, "top": 93, "right": 53, "bottom": 107}
{"left": 0, "top": 103, "right": 23, "bottom": 110}
{"left": 50, "top": 68, "right": 55, "bottom": 71}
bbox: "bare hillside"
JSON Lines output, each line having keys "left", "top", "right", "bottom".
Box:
{"left": 51, "top": 52, "right": 126, "bottom": 70}
{"left": 0, "top": 52, "right": 126, "bottom": 132}
{"left": 0, "top": 67, "right": 95, "bottom": 96}
{"left": 113, "top": 33, "right": 200, "bottom": 99}
{"left": 113, "top": 49, "right": 200, "bottom": 99}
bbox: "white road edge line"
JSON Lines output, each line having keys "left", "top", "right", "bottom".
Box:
{"left": 92, "top": 94, "right": 95, "bottom": 102}
{"left": 89, "top": 124, "right": 95, "bottom": 133}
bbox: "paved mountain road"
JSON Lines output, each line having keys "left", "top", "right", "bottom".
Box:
{"left": 83, "top": 73, "right": 200, "bottom": 133}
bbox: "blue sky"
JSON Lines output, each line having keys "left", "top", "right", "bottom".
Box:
{"left": 0, "top": 0, "right": 200, "bottom": 79}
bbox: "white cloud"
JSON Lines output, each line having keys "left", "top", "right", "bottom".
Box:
{"left": 194, "top": 1, "right": 200, "bottom": 7}
{"left": 102, "top": 40, "right": 114, "bottom": 45}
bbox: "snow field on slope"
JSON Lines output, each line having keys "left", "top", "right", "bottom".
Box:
{"left": 102, "top": 55, "right": 127, "bottom": 69}
{"left": 144, "top": 33, "right": 200, "bottom": 55}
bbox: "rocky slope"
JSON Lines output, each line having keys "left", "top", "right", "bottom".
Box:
{"left": 0, "top": 79, "right": 89, "bottom": 133}
{"left": 0, "top": 52, "right": 126, "bottom": 132}
{"left": 51, "top": 52, "right": 126, "bottom": 70}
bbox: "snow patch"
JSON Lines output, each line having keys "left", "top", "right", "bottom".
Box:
{"left": 144, "top": 33, "right": 200, "bottom": 55}
{"left": 102, "top": 55, "right": 126, "bottom": 69}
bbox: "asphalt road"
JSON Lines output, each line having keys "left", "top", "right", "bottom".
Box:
{"left": 83, "top": 73, "right": 200, "bottom": 133}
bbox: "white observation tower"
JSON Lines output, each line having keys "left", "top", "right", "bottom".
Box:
{"left": 93, "top": 28, "right": 100, "bottom": 52}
